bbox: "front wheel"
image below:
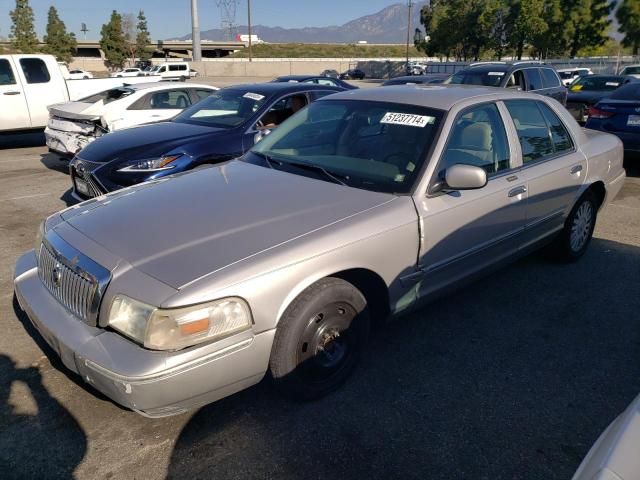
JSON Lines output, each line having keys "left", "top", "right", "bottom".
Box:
{"left": 551, "top": 190, "right": 598, "bottom": 262}
{"left": 269, "top": 278, "right": 370, "bottom": 401}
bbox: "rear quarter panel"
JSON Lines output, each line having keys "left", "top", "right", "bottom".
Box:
{"left": 579, "top": 127, "right": 625, "bottom": 206}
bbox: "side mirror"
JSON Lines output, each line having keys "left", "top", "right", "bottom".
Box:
{"left": 254, "top": 128, "right": 272, "bottom": 144}
{"left": 445, "top": 164, "right": 487, "bottom": 190}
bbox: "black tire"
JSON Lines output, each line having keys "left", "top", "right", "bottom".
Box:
{"left": 551, "top": 190, "right": 598, "bottom": 262}
{"left": 270, "top": 277, "right": 370, "bottom": 401}
{"left": 180, "top": 76, "right": 186, "bottom": 82}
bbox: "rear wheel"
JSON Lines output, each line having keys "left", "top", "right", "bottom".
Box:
{"left": 552, "top": 190, "right": 598, "bottom": 262}
{"left": 270, "top": 278, "right": 370, "bottom": 400}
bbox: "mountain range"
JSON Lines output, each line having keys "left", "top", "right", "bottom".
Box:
{"left": 175, "top": 2, "right": 427, "bottom": 44}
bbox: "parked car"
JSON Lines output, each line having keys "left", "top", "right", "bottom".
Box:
{"left": 110, "top": 68, "right": 143, "bottom": 78}
{"left": 68, "top": 82, "right": 345, "bottom": 200}
{"left": 340, "top": 68, "right": 365, "bottom": 80}
{"left": 45, "top": 83, "right": 218, "bottom": 156}
{"left": 445, "top": 61, "right": 567, "bottom": 105}
{"left": 320, "top": 69, "right": 339, "bottom": 79}
{"left": 273, "top": 75, "right": 357, "bottom": 90}
{"left": 382, "top": 74, "right": 448, "bottom": 86}
{"left": 556, "top": 67, "right": 593, "bottom": 86}
{"left": 406, "top": 61, "right": 428, "bottom": 75}
{"left": 566, "top": 74, "right": 637, "bottom": 123}
{"left": 585, "top": 81, "right": 640, "bottom": 154}
{"left": 0, "top": 54, "right": 160, "bottom": 132}
{"left": 67, "top": 69, "right": 93, "bottom": 80}
{"left": 190, "top": 68, "right": 199, "bottom": 78}
{"left": 572, "top": 393, "right": 640, "bottom": 480}
{"left": 15, "top": 85, "right": 625, "bottom": 417}
{"left": 147, "top": 62, "right": 191, "bottom": 81}
{"left": 619, "top": 64, "right": 640, "bottom": 79}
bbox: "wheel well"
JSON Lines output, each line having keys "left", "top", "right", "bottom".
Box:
{"left": 332, "top": 269, "right": 390, "bottom": 323}
{"left": 586, "top": 181, "right": 606, "bottom": 209}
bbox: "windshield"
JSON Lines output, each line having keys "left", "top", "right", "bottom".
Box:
{"left": 246, "top": 100, "right": 444, "bottom": 194}
{"left": 569, "top": 76, "right": 623, "bottom": 92}
{"left": 559, "top": 71, "right": 575, "bottom": 79}
{"left": 621, "top": 66, "right": 640, "bottom": 75}
{"left": 173, "top": 88, "right": 267, "bottom": 128}
{"left": 446, "top": 69, "right": 505, "bottom": 87}
{"left": 78, "top": 87, "right": 135, "bottom": 104}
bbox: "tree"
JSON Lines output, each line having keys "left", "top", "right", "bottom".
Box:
{"left": 43, "top": 6, "right": 77, "bottom": 63}
{"left": 136, "top": 10, "right": 153, "bottom": 62}
{"left": 507, "top": 0, "right": 548, "bottom": 60}
{"left": 531, "top": 0, "right": 567, "bottom": 59}
{"left": 9, "top": 0, "right": 38, "bottom": 53}
{"left": 617, "top": 0, "right": 640, "bottom": 55}
{"left": 567, "top": 0, "right": 613, "bottom": 58}
{"left": 100, "top": 10, "right": 127, "bottom": 70}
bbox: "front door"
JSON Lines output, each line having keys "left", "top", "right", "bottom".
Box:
{"left": 0, "top": 57, "right": 30, "bottom": 130}
{"left": 415, "top": 102, "right": 527, "bottom": 298}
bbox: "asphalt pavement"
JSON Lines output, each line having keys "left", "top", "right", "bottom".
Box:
{"left": 0, "top": 132, "right": 638, "bottom": 480}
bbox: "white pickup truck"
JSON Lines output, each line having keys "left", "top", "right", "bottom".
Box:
{"left": 0, "top": 54, "right": 161, "bottom": 132}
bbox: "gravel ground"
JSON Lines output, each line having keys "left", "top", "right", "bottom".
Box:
{"left": 0, "top": 131, "right": 638, "bottom": 480}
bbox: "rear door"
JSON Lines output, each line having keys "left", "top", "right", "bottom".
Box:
{"left": 122, "top": 89, "right": 192, "bottom": 129}
{"left": 14, "top": 56, "right": 57, "bottom": 128}
{"left": 540, "top": 67, "right": 567, "bottom": 105}
{"left": 503, "top": 99, "right": 585, "bottom": 247}
{"left": 0, "top": 57, "right": 30, "bottom": 130}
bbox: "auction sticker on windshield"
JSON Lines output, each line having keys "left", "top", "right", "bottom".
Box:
{"left": 488, "top": 72, "right": 505, "bottom": 76}
{"left": 381, "top": 112, "right": 435, "bottom": 128}
{"left": 243, "top": 92, "right": 265, "bottom": 101}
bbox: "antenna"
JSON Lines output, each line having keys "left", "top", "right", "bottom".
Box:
{"left": 216, "top": 0, "right": 239, "bottom": 41}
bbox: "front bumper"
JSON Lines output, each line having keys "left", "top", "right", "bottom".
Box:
{"left": 14, "top": 250, "right": 275, "bottom": 417}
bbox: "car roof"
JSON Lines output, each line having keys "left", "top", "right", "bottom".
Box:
{"left": 276, "top": 75, "right": 328, "bottom": 81}
{"left": 222, "top": 82, "right": 343, "bottom": 94}
{"left": 459, "top": 62, "right": 548, "bottom": 73}
{"left": 320, "top": 84, "right": 543, "bottom": 111}
{"left": 557, "top": 67, "right": 591, "bottom": 72}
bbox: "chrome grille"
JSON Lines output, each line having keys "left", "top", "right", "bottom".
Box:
{"left": 38, "top": 242, "right": 98, "bottom": 324}
{"left": 74, "top": 158, "right": 106, "bottom": 198}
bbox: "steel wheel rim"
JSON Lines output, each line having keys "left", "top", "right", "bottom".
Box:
{"left": 570, "top": 201, "right": 593, "bottom": 252}
{"left": 297, "top": 301, "right": 357, "bottom": 382}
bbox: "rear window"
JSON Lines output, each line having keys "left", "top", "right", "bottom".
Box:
{"left": 0, "top": 59, "right": 16, "bottom": 85}
{"left": 610, "top": 83, "right": 640, "bottom": 100}
{"left": 447, "top": 69, "right": 505, "bottom": 87}
{"left": 79, "top": 87, "right": 135, "bottom": 104}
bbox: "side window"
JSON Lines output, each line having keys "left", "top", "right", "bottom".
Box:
{"left": 440, "top": 103, "right": 510, "bottom": 176}
{"left": 538, "top": 103, "right": 574, "bottom": 153}
{"left": 524, "top": 69, "right": 543, "bottom": 91}
{"left": 0, "top": 59, "right": 17, "bottom": 85}
{"left": 158, "top": 66, "right": 166, "bottom": 73}
{"left": 505, "top": 100, "right": 555, "bottom": 163}
{"left": 149, "top": 90, "right": 191, "bottom": 109}
{"left": 310, "top": 90, "right": 337, "bottom": 100}
{"left": 193, "top": 89, "right": 214, "bottom": 101}
{"left": 541, "top": 68, "right": 561, "bottom": 88}
{"left": 316, "top": 78, "right": 338, "bottom": 86}
{"left": 506, "top": 70, "right": 526, "bottom": 90}
{"left": 258, "top": 94, "right": 308, "bottom": 129}
{"left": 180, "top": 65, "right": 187, "bottom": 71}
{"left": 19, "top": 58, "right": 50, "bottom": 84}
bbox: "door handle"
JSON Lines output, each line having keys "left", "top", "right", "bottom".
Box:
{"left": 3, "top": 91, "right": 21, "bottom": 95}
{"left": 570, "top": 165, "right": 583, "bottom": 175}
{"left": 508, "top": 186, "right": 527, "bottom": 197}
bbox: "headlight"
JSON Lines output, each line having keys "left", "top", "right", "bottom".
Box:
{"left": 117, "top": 154, "right": 182, "bottom": 172}
{"left": 34, "top": 220, "right": 45, "bottom": 261}
{"left": 108, "top": 295, "right": 252, "bottom": 351}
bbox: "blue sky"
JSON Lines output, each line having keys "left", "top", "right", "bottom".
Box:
{"left": 0, "top": 0, "right": 404, "bottom": 40}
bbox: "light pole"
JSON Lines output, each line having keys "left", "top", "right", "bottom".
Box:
{"left": 191, "top": 0, "right": 202, "bottom": 62}
{"left": 405, "top": 0, "right": 413, "bottom": 69}
{"left": 247, "top": 0, "right": 252, "bottom": 62}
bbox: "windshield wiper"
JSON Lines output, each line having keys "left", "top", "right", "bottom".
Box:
{"left": 276, "top": 159, "right": 349, "bottom": 186}
{"left": 251, "top": 151, "right": 275, "bottom": 169}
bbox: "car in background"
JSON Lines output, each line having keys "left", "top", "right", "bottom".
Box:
{"left": 566, "top": 75, "right": 637, "bottom": 123}
{"left": 68, "top": 82, "right": 345, "bottom": 199}
{"left": 340, "top": 68, "right": 365, "bottom": 80}
{"left": 273, "top": 75, "right": 357, "bottom": 90}
{"left": 445, "top": 61, "right": 567, "bottom": 105}
{"left": 110, "top": 67, "right": 143, "bottom": 78}
{"left": 320, "top": 69, "right": 339, "bottom": 78}
{"left": 572, "top": 393, "right": 640, "bottom": 480}
{"left": 15, "top": 85, "right": 625, "bottom": 417}
{"left": 556, "top": 67, "right": 593, "bottom": 86}
{"left": 190, "top": 68, "right": 199, "bottom": 77}
{"left": 585, "top": 81, "right": 640, "bottom": 154}
{"left": 146, "top": 62, "right": 191, "bottom": 81}
{"left": 619, "top": 64, "right": 640, "bottom": 79}
{"left": 406, "top": 61, "right": 428, "bottom": 75}
{"left": 45, "top": 83, "right": 218, "bottom": 156}
{"left": 382, "top": 74, "right": 448, "bottom": 86}
{"left": 67, "top": 69, "right": 93, "bottom": 80}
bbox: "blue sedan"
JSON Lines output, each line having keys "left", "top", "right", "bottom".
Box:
{"left": 69, "top": 82, "right": 345, "bottom": 200}
{"left": 585, "top": 82, "right": 640, "bottom": 154}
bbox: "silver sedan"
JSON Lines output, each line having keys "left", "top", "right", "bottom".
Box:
{"left": 14, "top": 85, "right": 626, "bottom": 416}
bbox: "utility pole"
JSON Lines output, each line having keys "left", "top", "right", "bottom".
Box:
{"left": 191, "top": 0, "right": 202, "bottom": 62}
{"left": 405, "top": 0, "right": 413, "bottom": 70}
{"left": 247, "top": 0, "right": 252, "bottom": 62}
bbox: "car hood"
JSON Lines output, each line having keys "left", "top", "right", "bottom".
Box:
{"left": 59, "top": 161, "right": 395, "bottom": 289}
{"left": 77, "top": 121, "right": 227, "bottom": 163}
